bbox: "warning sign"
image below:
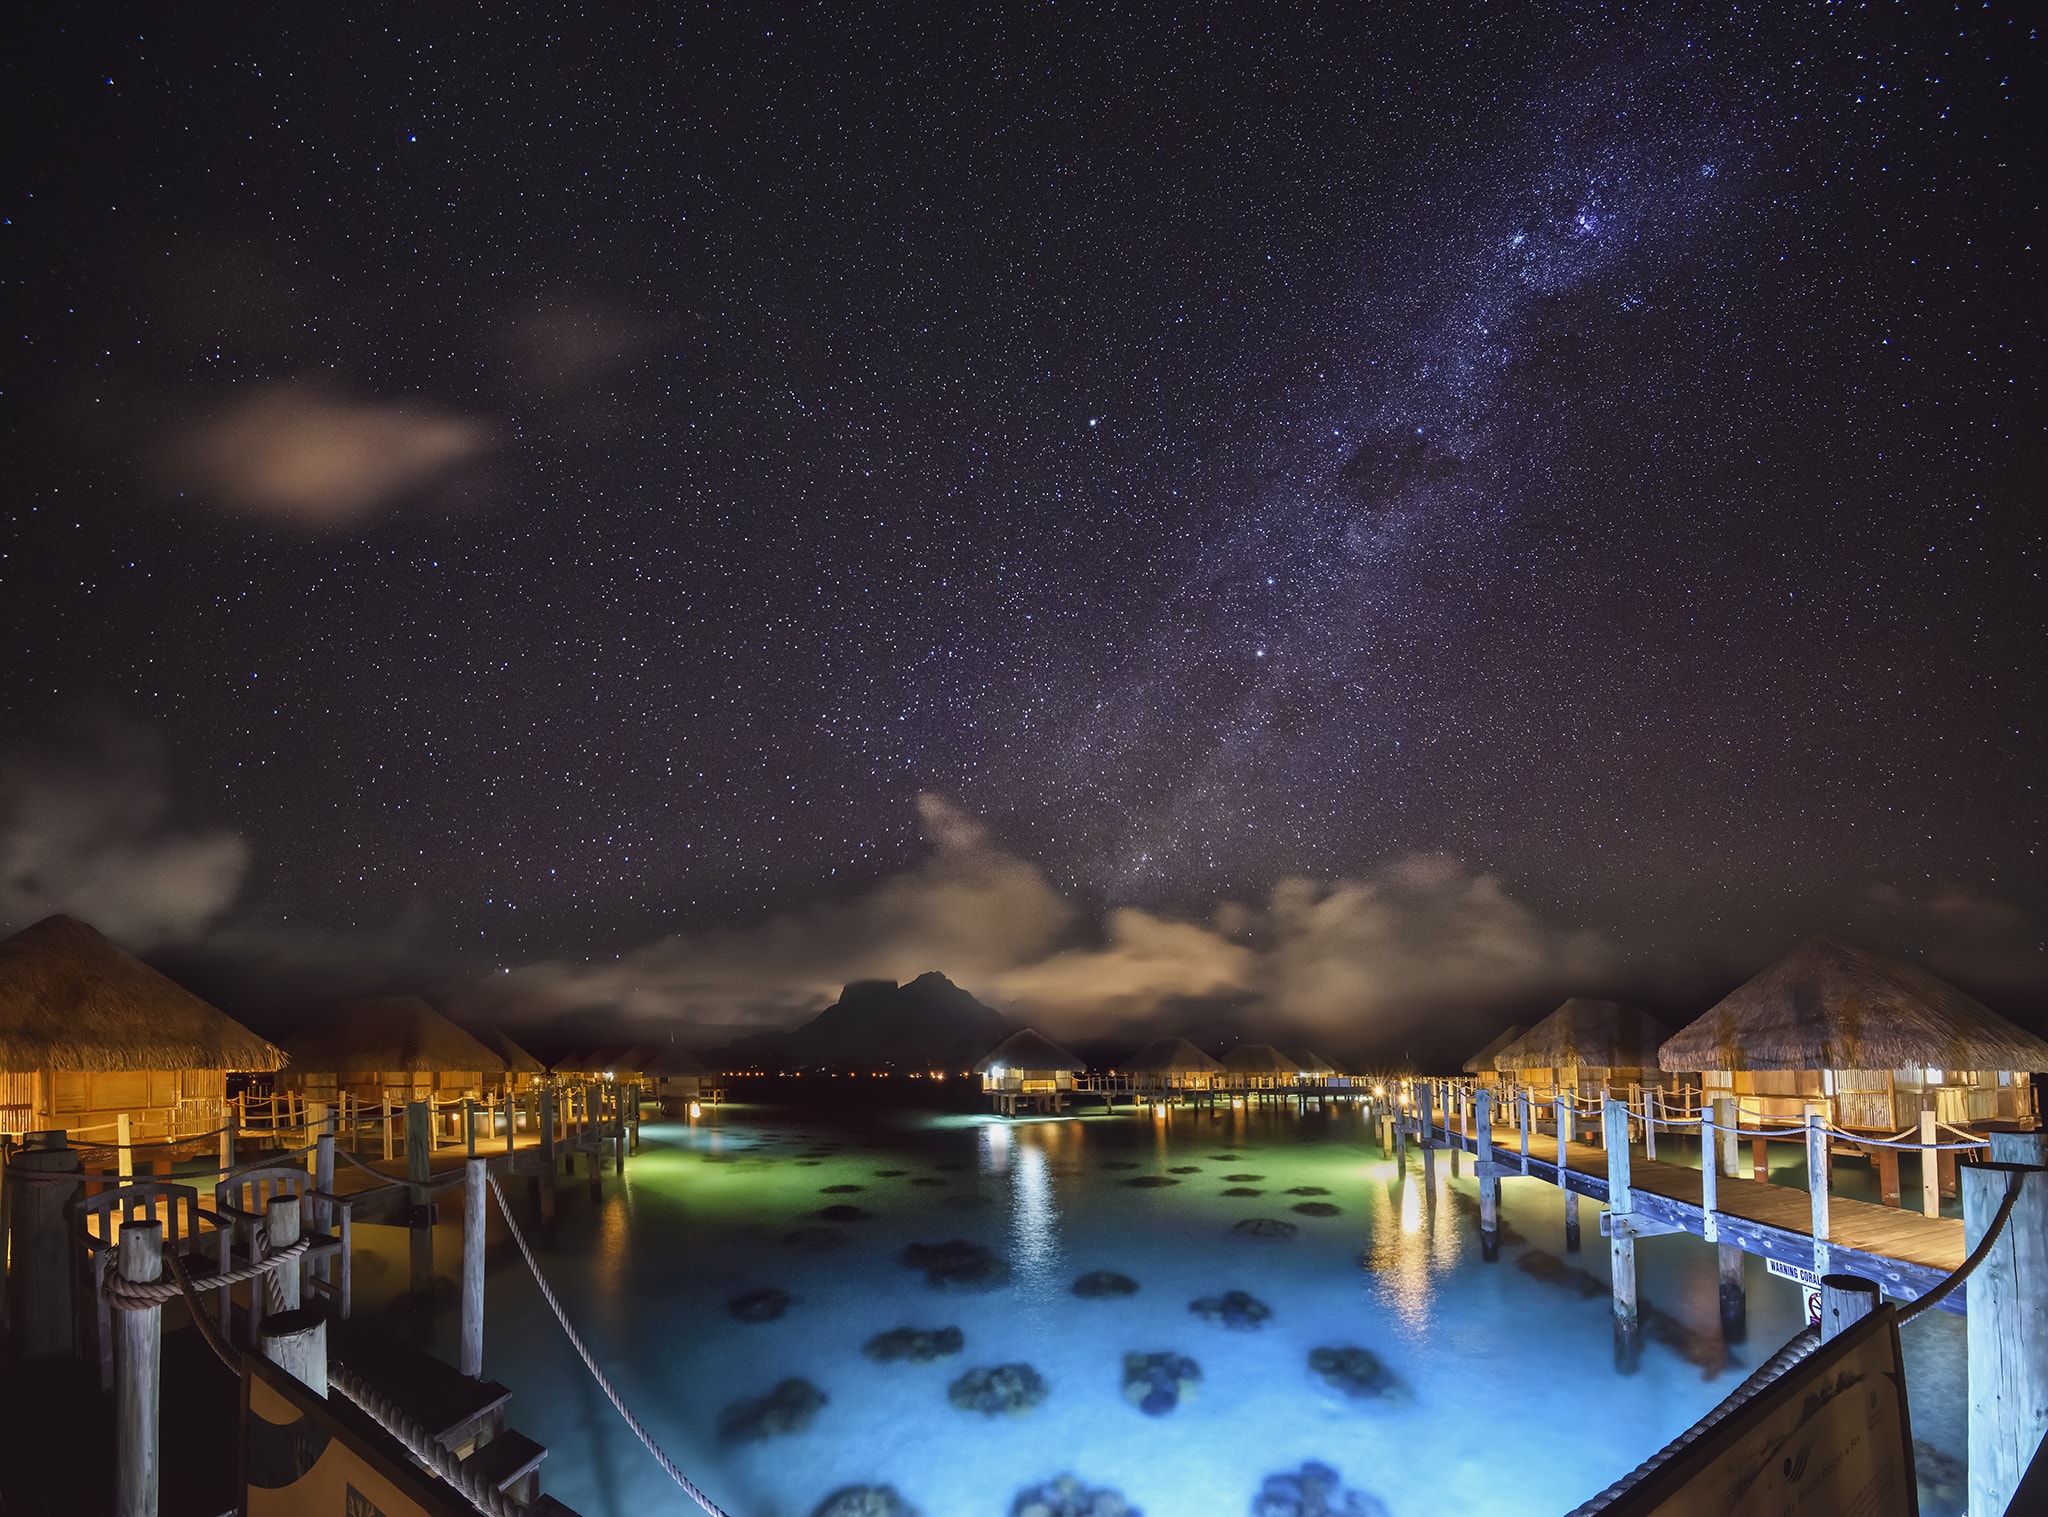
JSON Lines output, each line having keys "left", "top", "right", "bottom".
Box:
{"left": 1765, "top": 1257, "right": 1825, "bottom": 1326}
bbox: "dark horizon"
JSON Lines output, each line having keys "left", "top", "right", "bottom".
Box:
{"left": 4, "top": 6, "right": 2041, "bottom": 1066}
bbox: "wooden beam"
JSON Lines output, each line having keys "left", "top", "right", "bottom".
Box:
{"left": 461, "top": 1158, "right": 487, "bottom": 1379}
{"left": 1966, "top": 1137, "right": 2048, "bottom": 1517}
{"left": 116, "top": 1218, "right": 162, "bottom": 1517}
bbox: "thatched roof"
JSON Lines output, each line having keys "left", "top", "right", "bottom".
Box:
{"left": 1222, "top": 1044, "right": 1300, "bottom": 1076}
{"left": 470, "top": 1026, "right": 545, "bottom": 1075}
{"left": 1493, "top": 1000, "right": 1671, "bottom": 1072}
{"left": 642, "top": 1041, "right": 708, "bottom": 1078}
{"left": 283, "top": 996, "right": 505, "bottom": 1075}
{"left": 1659, "top": 935, "right": 2048, "bottom": 1075}
{"left": 1124, "top": 1037, "right": 1225, "bottom": 1075}
{"left": 0, "top": 915, "right": 286, "bottom": 1073}
{"left": 973, "top": 1028, "right": 1085, "bottom": 1074}
{"left": 1463, "top": 1025, "right": 1530, "bottom": 1074}
{"left": 1291, "top": 1050, "right": 1340, "bottom": 1075}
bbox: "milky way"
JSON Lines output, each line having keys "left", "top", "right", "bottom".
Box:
{"left": 1, "top": 3, "right": 2039, "bottom": 1021}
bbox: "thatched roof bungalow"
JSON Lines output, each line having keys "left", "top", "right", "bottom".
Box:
{"left": 1124, "top": 1037, "right": 1225, "bottom": 1091}
{"left": 1220, "top": 1044, "right": 1300, "bottom": 1089}
{"left": 1493, "top": 999, "right": 1676, "bottom": 1097}
{"left": 1291, "top": 1050, "right": 1341, "bottom": 1078}
{"left": 1462, "top": 1025, "right": 1529, "bottom": 1088}
{"left": 278, "top": 995, "right": 505, "bottom": 1107}
{"left": 1659, "top": 935, "right": 2048, "bottom": 1131}
{"left": 0, "top": 914, "right": 284, "bottom": 1143}
{"left": 975, "top": 1029, "right": 1085, "bottom": 1093}
{"left": 470, "top": 1026, "right": 547, "bottom": 1090}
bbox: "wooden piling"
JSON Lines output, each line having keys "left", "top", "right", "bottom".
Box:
{"left": 1517, "top": 1088, "right": 1530, "bottom": 1167}
{"left": 464, "top": 1098, "right": 477, "bottom": 1159}
{"left": 461, "top": 1158, "right": 487, "bottom": 1379}
{"left": 1819, "top": 1274, "right": 1879, "bottom": 1343}
{"left": 406, "top": 1100, "right": 433, "bottom": 1298}
{"left": 1418, "top": 1081, "right": 1438, "bottom": 1198}
{"left": 1713, "top": 1095, "right": 1739, "bottom": 1179}
{"left": 1604, "top": 1098, "right": 1640, "bottom": 1372}
{"left": 1557, "top": 1097, "right": 1579, "bottom": 1251}
{"left": 1920, "top": 1109, "right": 1940, "bottom": 1217}
{"left": 8, "top": 1131, "right": 81, "bottom": 1361}
{"left": 1965, "top": 1134, "right": 2048, "bottom": 1517}
{"left": 116, "top": 1218, "right": 162, "bottom": 1517}
{"left": 1805, "top": 1106, "right": 1831, "bottom": 1275}
{"left": 1718, "top": 1243, "right": 1747, "bottom": 1342}
{"left": 1476, "top": 1088, "right": 1499, "bottom": 1261}
{"left": 258, "top": 1307, "right": 328, "bottom": 1397}
{"left": 382, "top": 1092, "right": 394, "bottom": 1162}
{"left": 117, "top": 1112, "right": 134, "bottom": 1182}
{"left": 538, "top": 1086, "right": 558, "bottom": 1234}
{"left": 266, "top": 1195, "right": 303, "bottom": 1310}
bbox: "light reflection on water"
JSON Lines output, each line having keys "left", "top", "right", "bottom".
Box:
{"left": 379, "top": 1104, "right": 1967, "bottom": 1517}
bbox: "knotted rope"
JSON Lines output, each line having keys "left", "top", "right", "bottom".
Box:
{"left": 327, "top": 1361, "right": 521, "bottom": 1517}
{"left": 486, "top": 1172, "right": 734, "bottom": 1516}
{"left": 98, "top": 1231, "right": 308, "bottom": 1311}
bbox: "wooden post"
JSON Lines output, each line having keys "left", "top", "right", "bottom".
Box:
{"left": 1418, "top": 1081, "right": 1438, "bottom": 1199}
{"left": 404, "top": 1100, "right": 433, "bottom": 1299}
{"left": 538, "top": 1086, "right": 558, "bottom": 1234}
{"left": 115, "top": 1218, "right": 161, "bottom": 1517}
{"left": 1518, "top": 1087, "right": 1530, "bottom": 1168}
{"left": 1921, "top": 1109, "right": 1941, "bottom": 1217}
{"left": 218, "top": 1119, "right": 233, "bottom": 1176}
{"left": 259, "top": 1306, "right": 328, "bottom": 1396}
{"left": 464, "top": 1098, "right": 476, "bottom": 1159}
{"left": 1700, "top": 1106, "right": 1719, "bottom": 1243}
{"left": 1719, "top": 1243, "right": 1747, "bottom": 1343}
{"left": 1641, "top": 1086, "right": 1656, "bottom": 1162}
{"left": 1605, "top": 1097, "right": 1640, "bottom": 1372}
{"left": 1965, "top": 1136, "right": 2048, "bottom": 1517}
{"left": 461, "top": 1157, "right": 487, "bottom": 1378}
{"left": 265, "top": 1195, "right": 302, "bottom": 1311}
{"left": 117, "top": 1112, "right": 134, "bottom": 1182}
{"left": 1713, "top": 1095, "right": 1738, "bottom": 1179}
{"left": 7, "top": 1131, "right": 81, "bottom": 1361}
{"left": 1477, "top": 1088, "right": 1499, "bottom": 1261}
{"left": 1819, "top": 1274, "right": 1879, "bottom": 1344}
{"left": 382, "top": 1092, "right": 394, "bottom": 1162}
{"left": 1558, "top": 1096, "right": 1579, "bottom": 1251}
{"left": 506, "top": 1091, "right": 517, "bottom": 1156}
{"left": 1874, "top": 1146, "right": 1901, "bottom": 1207}
{"left": 630, "top": 1082, "right": 642, "bottom": 1155}
{"left": 1806, "top": 1106, "right": 1831, "bottom": 1276}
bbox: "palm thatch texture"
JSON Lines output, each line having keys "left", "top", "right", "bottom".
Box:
{"left": 1659, "top": 935, "right": 2048, "bottom": 1075}
{"left": 470, "top": 1026, "right": 546, "bottom": 1077}
{"left": 642, "top": 1041, "right": 708, "bottom": 1078}
{"left": 1220, "top": 1044, "right": 1301, "bottom": 1085}
{"left": 1124, "top": 1037, "right": 1225, "bottom": 1075}
{"left": 1291, "top": 1049, "right": 1341, "bottom": 1076}
{"left": 0, "top": 914, "right": 283, "bottom": 1073}
{"left": 1492, "top": 999, "right": 1672, "bottom": 1075}
{"left": 974, "top": 1028, "right": 1086, "bottom": 1079}
{"left": 1657, "top": 935, "right": 2048, "bottom": 1131}
{"left": 1462, "top": 1025, "right": 1529, "bottom": 1076}
{"left": 280, "top": 996, "right": 505, "bottom": 1077}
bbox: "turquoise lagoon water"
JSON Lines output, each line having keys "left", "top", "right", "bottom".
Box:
{"left": 361, "top": 1102, "right": 1968, "bottom": 1517}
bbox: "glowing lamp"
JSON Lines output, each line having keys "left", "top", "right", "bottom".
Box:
{"left": 688, "top": 1101, "right": 702, "bottom": 1119}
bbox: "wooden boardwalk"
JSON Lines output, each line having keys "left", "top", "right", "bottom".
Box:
{"left": 1436, "top": 1120, "right": 1969, "bottom": 1310}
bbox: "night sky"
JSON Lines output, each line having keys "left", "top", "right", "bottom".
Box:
{"left": 3, "top": 4, "right": 2041, "bottom": 1053}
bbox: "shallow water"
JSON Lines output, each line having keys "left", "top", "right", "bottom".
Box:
{"left": 364, "top": 1103, "right": 1968, "bottom": 1517}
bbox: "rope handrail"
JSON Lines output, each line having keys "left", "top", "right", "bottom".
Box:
{"left": 328, "top": 1362, "right": 520, "bottom": 1517}
{"left": 1897, "top": 1168, "right": 2027, "bottom": 1323}
{"left": 486, "top": 1172, "right": 733, "bottom": 1516}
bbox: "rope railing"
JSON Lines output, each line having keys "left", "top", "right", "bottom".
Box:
{"left": 1897, "top": 1168, "right": 2027, "bottom": 1323}
{"left": 486, "top": 1172, "right": 734, "bottom": 1517}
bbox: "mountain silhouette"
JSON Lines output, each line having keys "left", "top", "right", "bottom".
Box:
{"left": 722, "top": 972, "right": 1009, "bottom": 1071}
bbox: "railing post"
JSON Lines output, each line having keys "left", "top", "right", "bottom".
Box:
{"left": 1819, "top": 1273, "right": 1879, "bottom": 1343}
{"left": 1418, "top": 1080, "right": 1438, "bottom": 1199}
{"left": 1605, "top": 1097, "right": 1639, "bottom": 1372}
{"left": 258, "top": 1193, "right": 326, "bottom": 1395}
{"left": 1965, "top": 1137, "right": 2048, "bottom": 1517}
{"left": 1920, "top": 1108, "right": 1940, "bottom": 1217}
{"left": 115, "top": 1218, "right": 162, "bottom": 1517}
{"left": 1700, "top": 1108, "right": 1719, "bottom": 1243}
{"left": 406, "top": 1101, "right": 432, "bottom": 1299}
{"left": 1517, "top": 1087, "right": 1530, "bottom": 1168}
{"left": 1806, "top": 1106, "right": 1831, "bottom": 1276}
{"left": 464, "top": 1098, "right": 477, "bottom": 1159}
{"left": 1558, "top": 1095, "right": 1579, "bottom": 1251}
{"left": 1476, "top": 1088, "right": 1498, "bottom": 1261}
{"left": 265, "top": 1194, "right": 302, "bottom": 1312}
{"left": 461, "top": 1157, "right": 487, "bottom": 1378}
{"left": 117, "top": 1111, "right": 134, "bottom": 1183}
{"left": 381, "top": 1092, "right": 393, "bottom": 1162}
{"left": 1641, "top": 1085, "right": 1656, "bottom": 1162}
{"left": 9, "top": 1131, "right": 81, "bottom": 1362}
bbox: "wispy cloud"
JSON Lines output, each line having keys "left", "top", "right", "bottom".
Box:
{"left": 162, "top": 381, "right": 493, "bottom": 530}
{"left": 0, "top": 710, "right": 247, "bottom": 946}
{"left": 467, "top": 794, "right": 1609, "bottom": 1046}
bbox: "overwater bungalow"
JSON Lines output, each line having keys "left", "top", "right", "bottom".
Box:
{"left": 975, "top": 1028, "right": 1085, "bottom": 1114}
{"left": 1123, "top": 1037, "right": 1225, "bottom": 1095}
{"left": 1219, "top": 1044, "right": 1301, "bottom": 1090}
{"left": 0, "top": 914, "right": 284, "bottom": 1149}
{"left": 278, "top": 995, "right": 507, "bottom": 1130}
{"left": 1290, "top": 1050, "right": 1341, "bottom": 1080}
{"left": 642, "top": 1039, "right": 719, "bottom": 1111}
{"left": 1462, "top": 1025, "right": 1529, "bottom": 1091}
{"left": 1658, "top": 934, "right": 2048, "bottom": 1134}
{"left": 470, "top": 1026, "right": 548, "bottom": 1092}
{"left": 1491, "top": 999, "right": 1677, "bottom": 1105}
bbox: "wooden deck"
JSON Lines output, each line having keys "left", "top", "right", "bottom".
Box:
{"left": 1436, "top": 1120, "right": 1969, "bottom": 1310}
